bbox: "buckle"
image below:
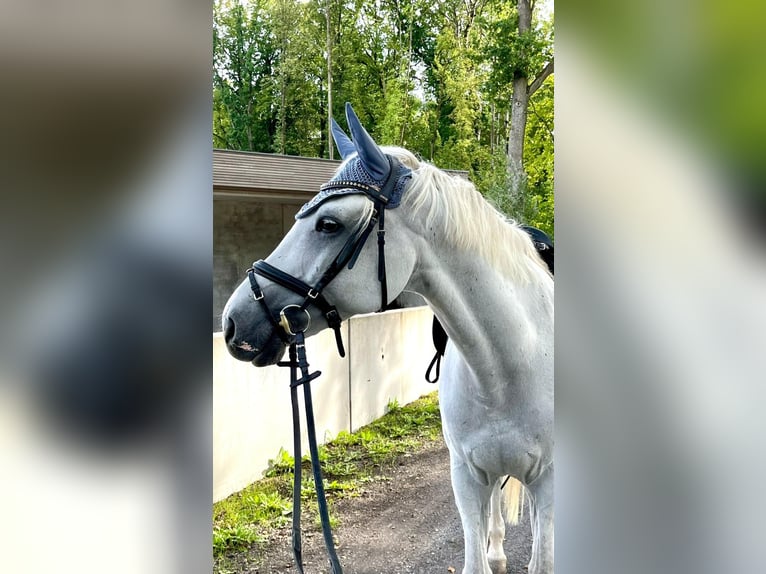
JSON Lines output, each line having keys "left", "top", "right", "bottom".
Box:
{"left": 307, "top": 289, "right": 319, "bottom": 299}
{"left": 325, "top": 309, "right": 341, "bottom": 328}
{"left": 252, "top": 292, "right": 264, "bottom": 301}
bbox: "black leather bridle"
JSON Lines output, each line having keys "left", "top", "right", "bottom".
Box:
{"left": 243, "top": 156, "right": 403, "bottom": 574}
{"left": 246, "top": 155, "right": 401, "bottom": 355}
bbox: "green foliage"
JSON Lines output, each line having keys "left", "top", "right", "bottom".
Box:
{"left": 264, "top": 447, "right": 294, "bottom": 477}
{"left": 213, "top": 0, "right": 279, "bottom": 151}
{"left": 213, "top": 0, "right": 554, "bottom": 232}
{"left": 485, "top": 9, "right": 553, "bottom": 90}
{"left": 212, "top": 484, "right": 291, "bottom": 556}
{"left": 523, "top": 77, "right": 554, "bottom": 237}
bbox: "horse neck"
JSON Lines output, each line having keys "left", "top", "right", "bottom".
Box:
{"left": 411, "top": 239, "right": 553, "bottom": 387}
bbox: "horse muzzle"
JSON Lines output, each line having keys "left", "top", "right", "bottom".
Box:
{"left": 222, "top": 312, "right": 287, "bottom": 365}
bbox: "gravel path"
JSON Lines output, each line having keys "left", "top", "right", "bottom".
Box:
{"left": 233, "top": 438, "right": 532, "bottom": 573}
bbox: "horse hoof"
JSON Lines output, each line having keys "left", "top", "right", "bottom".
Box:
{"left": 488, "top": 557, "right": 507, "bottom": 574}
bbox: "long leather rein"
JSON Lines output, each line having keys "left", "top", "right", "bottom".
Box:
{"left": 243, "top": 161, "right": 400, "bottom": 574}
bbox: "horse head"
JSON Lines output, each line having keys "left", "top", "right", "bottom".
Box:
{"left": 222, "top": 103, "right": 419, "bottom": 366}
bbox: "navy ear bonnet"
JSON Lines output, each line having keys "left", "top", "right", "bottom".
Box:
{"left": 296, "top": 156, "right": 411, "bottom": 218}
{"left": 296, "top": 103, "right": 412, "bottom": 220}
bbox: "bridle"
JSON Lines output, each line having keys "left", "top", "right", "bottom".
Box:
{"left": 246, "top": 155, "right": 400, "bottom": 356}
{"left": 243, "top": 155, "right": 404, "bottom": 574}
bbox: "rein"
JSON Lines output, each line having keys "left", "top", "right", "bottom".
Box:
{"left": 244, "top": 156, "right": 401, "bottom": 574}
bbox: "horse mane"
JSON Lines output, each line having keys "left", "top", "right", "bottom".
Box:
{"left": 384, "top": 147, "right": 550, "bottom": 284}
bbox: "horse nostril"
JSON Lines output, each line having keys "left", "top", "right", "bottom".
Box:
{"left": 224, "top": 315, "right": 236, "bottom": 344}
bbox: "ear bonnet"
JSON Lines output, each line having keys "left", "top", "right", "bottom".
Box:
{"left": 296, "top": 103, "right": 412, "bottom": 218}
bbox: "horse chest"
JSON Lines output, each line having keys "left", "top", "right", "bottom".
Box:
{"left": 439, "top": 360, "right": 551, "bottom": 483}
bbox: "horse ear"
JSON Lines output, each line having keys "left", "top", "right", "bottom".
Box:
{"left": 330, "top": 118, "right": 356, "bottom": 159}
{"left": 345, "top": 102, "right": 389, "bottom": 180}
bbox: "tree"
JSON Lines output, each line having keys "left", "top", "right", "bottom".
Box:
{"left": 213, "top": 0, "right": 278, "bottom": 152}
{"left": 480, "top": 0, "right": 553, "bottom": 230}
{"left": 269, "top": 0, "right": 325, "bottom": 156}
{"left": 509, "top": 1, "right": 553, "bottom": 192}
{"left": 498, "top": 0, "right": 554, "bottom": 195}
{"left": 325, "top": 0, "right": 334, "bottom": 159}
{"left": 211, "top": 0, "right": 554, "bottom": 231}
{"left": 523, "top": 75, "right": 554, "bottom": 235}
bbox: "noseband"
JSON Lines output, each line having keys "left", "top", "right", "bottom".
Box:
{"left": 243, "top": 156, "right": 403, "bottom": 574}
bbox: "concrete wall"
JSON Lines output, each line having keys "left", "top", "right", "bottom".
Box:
{"left": 213, "top": 306, "right": 436, "bottom": 502}
{"left": 213, "top": 199, "right": 299, "bottom": 331}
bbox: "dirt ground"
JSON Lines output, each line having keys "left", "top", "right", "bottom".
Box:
{"left": 231, "top": 437, "right": 532, "bottom": 574}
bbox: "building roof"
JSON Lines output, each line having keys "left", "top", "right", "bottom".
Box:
{"left": 213, "top": 148, "right": 468, "bottom": 203}
{"left": 214, "top": 149, "right": 341, "bottom": 203}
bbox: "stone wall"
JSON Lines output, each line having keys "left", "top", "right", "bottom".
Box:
{"left": 213, "top": 199, "right": 300, "bottom": 331}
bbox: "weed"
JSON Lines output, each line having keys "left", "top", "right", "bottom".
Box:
{"left": 213, "top": 524, "right": 262, "bottom": 554}
{"left": 264, "top": 448, "right": 295, "bottom": 477}
{"left": 386, "top": 398, "right": 400, "bottom": 413}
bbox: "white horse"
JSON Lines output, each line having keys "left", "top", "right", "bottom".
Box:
{"left": 222, "top": 104, "right": 554, "bottom": 574}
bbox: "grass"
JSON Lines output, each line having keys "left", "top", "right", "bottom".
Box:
{"left": 213, "top": 392, "right": 441, "bottom": 568}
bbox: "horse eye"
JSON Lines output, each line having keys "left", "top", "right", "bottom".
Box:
{"left": 315, "top": 217, "right": 341, "bottom": 234}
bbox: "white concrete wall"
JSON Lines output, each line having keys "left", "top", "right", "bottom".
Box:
{"left": 213, "top": 306, "right": 436, "bottom": 502}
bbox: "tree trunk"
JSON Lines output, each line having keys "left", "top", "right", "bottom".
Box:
{"left": 278, "top": 39, "right": 286, "bottom": 153}
{"left": 278, "top": 0, "right": 288, "bottom": 154}
{"left": 246, "top": 100, "right": 254, "bottom": 151}
{"left": 508, "top": 75, "right": 528, "bottom": 194}
{"left": 326, "top": 0, "right": 334, "bottom": 160}
{"left": 490, "top": 102, "right": 496, "bottom": 152}
{"left": 505, "top": 108, "right": 510, "bottom": 152}
{"left": 507, "top": 0, "right": 532, "bottom": 196}
{"left": 318, "top": 84, "right": 326, "bottom": 158}
{"left": 279, "top": 83, "right": 286, "bottom": 154}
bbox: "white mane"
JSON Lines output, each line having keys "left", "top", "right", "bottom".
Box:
{"left": 384, "top": 147, "right": 550, "bottom": 283}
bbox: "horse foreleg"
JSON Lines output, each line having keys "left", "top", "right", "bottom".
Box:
{"left": 526, "top": 463, "right": 554, "bottom": 574}
{"left": 487, "top": 480, "right": 507, "bottom": 574}
{"left": 450, "top": 462, "right": 493, "bottom": 574}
